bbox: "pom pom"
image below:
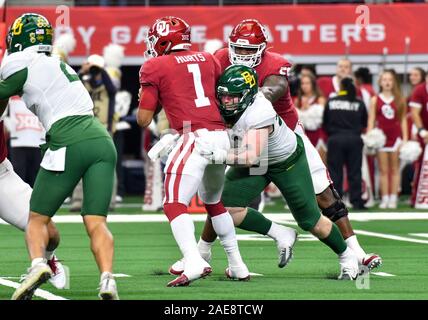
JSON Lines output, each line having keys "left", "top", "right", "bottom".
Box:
{"left": 297, "top": 104, "right": 324, "bottom": 131}
{"left": 115, "top": 90, "right": 132, "bottom": 117}
{"left": 103, "top": 44, "right": 125, "bottom": 68}
{"left": 203, "top": 39, "right": 223, "bottom": 54}
{"left": 399, "top": 141, "right": 422, "bottom": 163}
{"left": 362, "top": 128, "right": 386, "bottom": 150}
{"left": 53, "top": 33, "right": 77, "bottom": 57}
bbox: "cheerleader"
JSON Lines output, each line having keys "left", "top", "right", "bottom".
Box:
{"left": 368, "top": 70, "right": 408, "bottom": 209}
{"left": 294, "top": 73, "right": 327, "bottom": 163}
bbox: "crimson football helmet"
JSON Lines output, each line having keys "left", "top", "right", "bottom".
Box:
{"left": 228, "top": 19, "right": 268, "bottom": 68}
{"left": 145, "top": 16, "right": 191, "bottom": 58}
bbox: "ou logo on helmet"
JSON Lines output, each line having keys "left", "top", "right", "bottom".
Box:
{"left": 156, "top": 21, "right": 170, "bottom": 36}
{"left": 381, "top": 104, "right": 395, "bottom": 120}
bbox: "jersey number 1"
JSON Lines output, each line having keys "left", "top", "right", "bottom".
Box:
{"left": 187, "top": 64, "right": 210, "bottom": 108}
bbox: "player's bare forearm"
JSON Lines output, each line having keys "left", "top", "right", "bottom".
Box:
{"left": 225, "top": 145, "right": 260, "bottom": 167}
{"left": 137, "top": 108, "right": 155, "bottom": 128}
{"left": 411, "top": 107, "right": 424, "bottom": 131}
{"left": 260, "top": 75, "right": 288, "bottom": 103}
{"left": 225, "top": 127, "right": 270, "bottom": 166}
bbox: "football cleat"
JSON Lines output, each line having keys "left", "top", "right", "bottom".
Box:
{"left": 361, "top": 253, "right": 383, "bottom": 271}
{"left": 338, "top": 247, "right": 359, "bottom": 280}
{"left": 169, "top": 259, "right": 185, "bottom": 276}
{"left": 225, "top": 264, "right": 250, "bottom": 281}
{"left": 168, "top": 249, "right": 211, "bottom": 276}
{"left": 277, "top": 228, "right": 298, "bottom": 268}
{"left": 47, "top": 255, "right": 67, "bottom": 289}
{"left": 11, "top": 262, "right": 53, "bottom": 300}
{"left": 98, "top": 274, "right": 119, "bottom": 300}
{"left": 167, "top": 260, "right": 212, "bottom": 287}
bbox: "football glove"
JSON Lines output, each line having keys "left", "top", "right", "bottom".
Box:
{"left": 195, "top": 137, "right": 227, "bottom": 164}
{"left": 148, "top": 133, "right": 179, "bottom": 161}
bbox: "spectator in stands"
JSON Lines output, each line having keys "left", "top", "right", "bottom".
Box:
{"left": 318, "top": 58, "right": 352, "bottom": 99}
{"left": 294, "top": 73, "right": 327, "bottom": 163}
{"left": 367, "top": 70, "right": 408, "bottom": 209}
{"left": 323, "top": 78, "right": 368, "bottom": 210}
{"left": 409, "top": 67, "right": 426, "bottom": 92}
{"left": 318, "top": 59, "right": 372, "bottom": 108}
{"left": 355, "top": 67, "right": 375, "bottom": 97}
{"left": 5, "top": 97, "right": 45, "bottom": 187}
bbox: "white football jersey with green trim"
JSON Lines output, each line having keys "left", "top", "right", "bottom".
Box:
{"left": 230, "top": 92, "right": 297, "bottom": 165}
{"left": 1, "top": 49, "right": 93, "bottom": 132}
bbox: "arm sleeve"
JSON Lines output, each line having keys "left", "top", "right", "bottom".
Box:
{"left": 138, "top": 85, "right": 159, "bottom": 111}
{"left": 322, "top": 101, "right": 329, "bottom": 131}
{"left": 101, "top": 69, "right": 117, "bottom": 132}
{"left": 409, "top": 85, "right": 424, "bottom": 109}
{"left": 0, "top": 68, "right": 27, "bottom": 100}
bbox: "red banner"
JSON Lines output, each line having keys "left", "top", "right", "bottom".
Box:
{"left": 6, "top": 4, "right": 428, "bottom": 57}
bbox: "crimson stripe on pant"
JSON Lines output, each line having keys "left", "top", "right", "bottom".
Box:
{"left": 172, "top": 139, "right": 195, "bottom": 202}
{"left": 164, "top": 136, "right": 186, "bottom": 203}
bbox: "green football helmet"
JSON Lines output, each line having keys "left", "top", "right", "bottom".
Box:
{"left": 7, "top": 13, "right": 53, "bottom": 54}
{"left": 216, "top": 64, "right": 259, "bottom": 124}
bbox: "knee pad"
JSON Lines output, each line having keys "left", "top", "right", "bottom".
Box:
{"left": 163, "top": 203, "right": 187, "bottom": 222}
{"left": 321, "top": 186, "right": 349, "bottom": 222}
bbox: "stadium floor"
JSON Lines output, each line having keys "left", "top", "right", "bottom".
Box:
{"left": 1, "top": 197, "right": 427, "bottom": 300}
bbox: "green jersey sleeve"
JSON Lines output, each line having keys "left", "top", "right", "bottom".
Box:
{"left": 0, "top": 68, "right": 27, "bottom": 100}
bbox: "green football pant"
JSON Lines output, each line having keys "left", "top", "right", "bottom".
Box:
{"left": 31, "top": 137, "right": 117, "bottom": 217}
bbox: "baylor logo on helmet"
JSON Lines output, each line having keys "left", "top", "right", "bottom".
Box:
{"left": 241, "top": 71, "right": 256, "bottom": 88}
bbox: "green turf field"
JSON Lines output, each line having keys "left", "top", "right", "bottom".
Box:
{"left": 1, "top": 197, "right": 428, "bottom": 300}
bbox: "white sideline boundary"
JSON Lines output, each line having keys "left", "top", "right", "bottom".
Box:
{"left": 0, "top": 277, "right": 67, "bottom": 300}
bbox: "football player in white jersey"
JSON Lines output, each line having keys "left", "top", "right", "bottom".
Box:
{"left": 0, "top": 13, "right": 118, "bottom": 300}
{"left": 172, "top": 65, "right": 360, "bottom": 280}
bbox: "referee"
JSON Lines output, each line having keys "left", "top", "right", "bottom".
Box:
{"left": 323, "top": 77, "right": 368, "bottom": 209}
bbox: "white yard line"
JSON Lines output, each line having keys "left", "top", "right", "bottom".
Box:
{"left": 409, "top": 233, "right": 428, "bottom": 238}
{"left": 112, "top": 273, "right": 132, "bottom": 278}
{"left": 0, "top": 277, "right": 68, "bottom": 300}
{"left": 249, "top": 272, "right": 263, "bottom": 276}
{"left": 354, "top": 230, "right": 428, "bottom": 244}
{"left": 372, "top": 272, "right": 396, "bottom": 277}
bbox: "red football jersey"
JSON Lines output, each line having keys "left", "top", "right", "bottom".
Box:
{"left": 409, "top": 82, "right": 428, "bottom": 130}
{"left": 0, "top": 122, "right": 7, "bottom": 163}
{"left": 215, "top": 48, "right": 299, "bottom": 130}
{"left": 375, "top": 94, "right": 402, "bottom": 147}
{"left": 139, "top": 51, "right": 225, "bottom": 133}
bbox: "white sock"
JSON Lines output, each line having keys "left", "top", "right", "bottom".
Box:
{"left": 198, "top": 238, "right": 214, "bottom": 253}
{"left": 267, "top": 221, "right": 296, "bottom": 242}
{"left": 31, "top": 257, "right": 46, "bottom": 268}
{"left": 266, "top": 222, "right": 283, "bottom": 240}
{"left": 338, "top": 246, "right": 354, "bottom": 261}
{"left": 211, "top": 212, "right": 244, "bottom": 267}
{"left": 101, "top": 271, "right": 113, "bottom": 281}
{"left": 170, "top": 214, "right": 200, "bottom": 260}
{"left": 45, "top": 250, "right": 55, "bottom": 261}
{"left": 389, "top": 194, "right": 397, "bottom": 203}
{"left": 345, "top": 235, "right": 366, "bottom": 262}
{"left": 381, "top": 195, "right": 389, "bottom": 203}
